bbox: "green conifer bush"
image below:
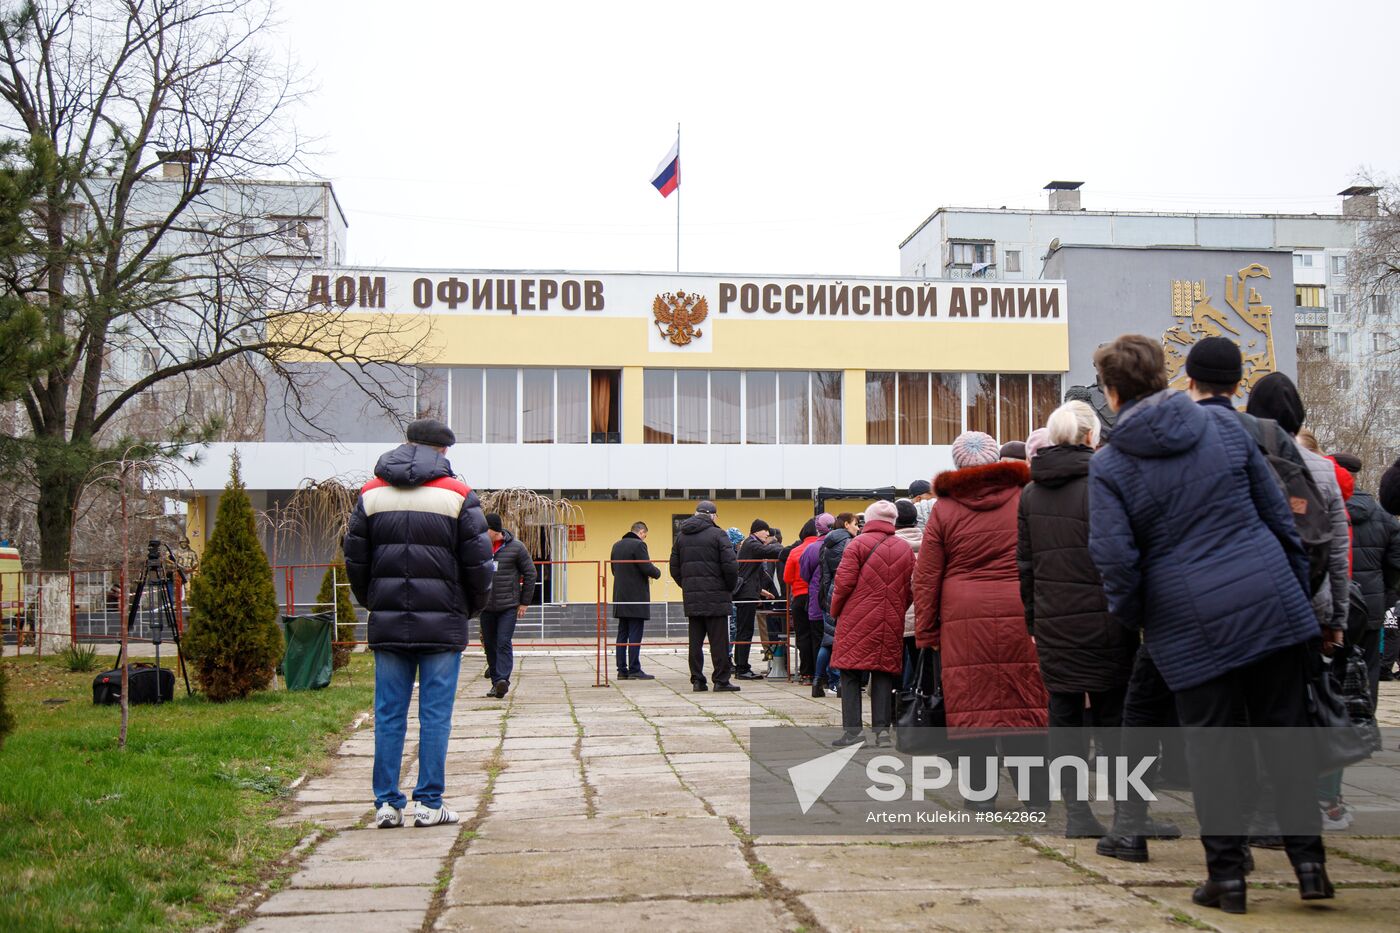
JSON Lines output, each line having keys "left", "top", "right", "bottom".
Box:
{"left": 183, "top": 455, "right": 284, "bottom": 701}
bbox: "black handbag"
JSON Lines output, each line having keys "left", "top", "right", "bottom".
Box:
{"left": 894, "top": 647, "right": 947, "bottom": 755}
{"left": 1306, "top": 652, "right": 1374, "bottom": 774}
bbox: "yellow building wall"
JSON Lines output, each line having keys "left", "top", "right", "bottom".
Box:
{"left": 184, "top": 496, "right": 208, "bottom": 556}
{"left": 560, "top": 498, "right": 880, "bottom": 604}
{"left": 842, "top": 368, "right": 866, "bottom": 445}
{"left": 621, "top": 366, "right": 644, "bottom": 445}
{"left": 321, "top": 314, "right": 1069, "bottom": 373}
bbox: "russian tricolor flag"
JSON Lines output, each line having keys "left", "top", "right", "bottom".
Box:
{"left": 650, "top": 141, "right": 680, "bottom": 197}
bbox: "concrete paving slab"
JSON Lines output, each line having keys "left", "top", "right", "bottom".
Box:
{"left": 289, "top": 856, "right": 444, "bottom": 888}
{"left": 757, "top": 840, "right": 1091, "bottom": 893}
{"left": 1141, "top": 885, "right": 1400, "bottom": 932}
{"left": 444, "top": 845, "right": 757, "bottom": 905}
{"left": 1326, "top": 837, "right": 1400, "bottom": 872}
{"left": 312, "top": 828, "right": 460, "bottom": 860}
{"left": 255, "top": 886, "right": 434, "bottom": 914}
{"left": 801, "top": 885, "right": 1185, "bottom": 932}
{"left": 436, "top": 897, "right": 797, "bottom": 931}
{"left": 242, "top": 911, "right": 425, "bottom": 932}
{"left": 472, "top": 814, "right": 735, "bottom": 853}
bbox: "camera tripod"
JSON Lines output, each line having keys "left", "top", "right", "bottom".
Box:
{"left": 121, "top": 539, "right": 193, "bottom": 699}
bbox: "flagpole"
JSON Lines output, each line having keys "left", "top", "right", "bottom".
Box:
{"left": 675, "top": 122, "right": 681, "bottom": 273}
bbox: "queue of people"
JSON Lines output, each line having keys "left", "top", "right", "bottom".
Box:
{"left": 347, "top": 330, "right": 1399, "bottom": 915}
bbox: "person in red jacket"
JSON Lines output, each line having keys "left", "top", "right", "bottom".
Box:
{"left": 830, "top": 500, "right": 914, "bottom": 747}
{"left": 914, "top": 430, "right": 1049, "bottom": 810}
{"left": 783, "top": 513, "right": 833, "bottom": 684}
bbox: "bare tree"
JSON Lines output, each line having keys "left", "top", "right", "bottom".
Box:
{"left": 0, "top": 1, "right": 428, "bottom": 568}
{"left": 1297, "top": 352, "right": 1398, "bottom": 492}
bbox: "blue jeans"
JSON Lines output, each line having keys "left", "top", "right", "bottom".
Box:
{"left": 372, "top": 648, "right": 462, "bottom": 810}
{"left": 815, "top": 645, "right": 839, "bottom": 690}
{"left": 616, "top": 618, "right": 645, "bottom": 675}
{"left": 479, "top": 609, "right": 518, "bottom": 685}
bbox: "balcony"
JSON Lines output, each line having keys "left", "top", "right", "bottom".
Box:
{"left": 944, "top": 264, "right": 998, "bottom": 280}
{"left": 1295, "top": 307, "right": 1328, "bottom": 329}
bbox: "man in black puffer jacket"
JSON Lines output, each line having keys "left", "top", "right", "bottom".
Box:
{"left": 669, "top": 501, "right": 739, "bottom": 692}
{"left": 1332, "top": 453, "right": 1400, "bottom": 705}
{"left": 733, "top": 520, "right": 784, "bottom": 680}
{"left": 344, "top": 419, "right": 493, "bottom": 829}
{"left": 480, "top": 514, "right": 537, "bottom": 699}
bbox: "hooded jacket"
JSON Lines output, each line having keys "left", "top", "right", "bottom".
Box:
{"left": 784, "top": 535, "right": 821, "bottom": 597}
{"left": 344, "top": 443, "right": 493, "bottom": 652}
{"left": 1347, "top": 491, "right": 1400, "bottom": 630}
{"left": 913, "top": 460, "right": 1048, "bottom": 731}
{"left": 830, "top": 520, "right": 914, "bottom": 674}
{"left": 485, "top": 530, "right": 537, "bottom": 612}
{"left": 1088, "top": 390, "right": 1317, "bottom": 692}
{"left": 799, "top": 533, "right": 830, "bottom": 622}
{"left": 668, "top": 514, "right": 739, "bottom": 618}
{"left": 1016, "top": 444, "right": 1138, "bottom": 694}
{"left": 611, "top": 532, "right": 661, "bottom": 619}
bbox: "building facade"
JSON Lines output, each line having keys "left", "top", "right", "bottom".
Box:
{"left": 179, "top": 269, "right": 1070, "bottom": 605}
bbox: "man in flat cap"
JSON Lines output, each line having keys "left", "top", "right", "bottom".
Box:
{"left": 345, "top": 418, "right": 493, "bottom": 829}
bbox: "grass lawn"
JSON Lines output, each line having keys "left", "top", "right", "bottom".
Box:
{"left": 0, "top": 652, "right": 376, "bottom": 932}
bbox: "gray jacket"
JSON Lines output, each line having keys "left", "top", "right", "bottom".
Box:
{"left": 1300, "top": 446, "right": 1349, "bottom": 631}
{"left": 486, "top": 531, "right": 537, "bottom": 612}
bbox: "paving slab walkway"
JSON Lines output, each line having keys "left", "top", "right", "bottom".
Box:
{"left": 239, "top": 652, "right": 1400, "bottom": 933}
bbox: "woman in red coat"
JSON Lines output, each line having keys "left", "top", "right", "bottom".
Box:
{"left": 914, "top": 431, "right": 1049, "bottom": 809}
{"left": 830, "top": 500, "right": 915, "bottom": 747}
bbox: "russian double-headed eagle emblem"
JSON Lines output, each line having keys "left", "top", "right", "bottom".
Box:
{"left": 652, "top": 291, "right": 708, "bottom": 347}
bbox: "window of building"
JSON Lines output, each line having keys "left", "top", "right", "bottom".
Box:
{"left": 416, "top": 368, "right": 449, "bottom": 423}
{"left": 865, "top": 372, "right": 895, "bottom": 445}
{"left": 1332, "top": 294, "right": 1347, "bottom": 317}
{"left": 675, "top": 370, "right": 708, "bottom": 444}
{"left": 812, "top": 371, "right": 843, "bottom": 444}
{"left": 644, "top": 370, "right": 841, "bottom": 445}
{"left": 1333, "top": 331, "right": 1350, "bottom": 355}
{"left": 1295, "top": 286, "right": 1325, "bottom": 308}
{"left": 1374, "top": 293, "right": 1391, "bottom": 316}
{"left": 998, "top": 373, "right": 1030, "bottom": 443}
{"left": 897, "top": 372, "right": 930, "bottom": 445}
{"left": 485, "top": 368, "right": 517, "bottom": 443}
{"left": 1293, "top": 253, "right": 1314, "bottom": 267}
{"left": 1331, "top": 255, "right": 1346, "bottom": 277}
{"left": 556, "top": 369, "right": 589, "bottom": 444}
{"left": 1032, "top": 373, "right": 1060, "bottom": 427}
{"left": 1374, "top": 332, "right": 1389, "bottom": 353}
{"left": 643, "top": 369, "right": 675, "bottom": 443}
{"left": 590, "top": 369, "right": 621, "bottom": 443}
{"left": 1004, "top": 250, "right": 1022, "bottom": 273}
{"left": 521, "top": 369, "right": 554, "bottom": 444}
{"left": 710, "top": 370, "right": 741, "bottom": 444}
{"left": 450, "top": 367, "right": 484, "bottom": 443}
{"left": 949, "top": 241, "right": 994, "bottom": 266}
{"left": 930, "top": 373, "right": 960, "bottom": 444}
{"left": 967, "top": 373, "right": 997, "bottom": 436}
{"left": 746, "top": 371, "right": 777, "bottom": 444}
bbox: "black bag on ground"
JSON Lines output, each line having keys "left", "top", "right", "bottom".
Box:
{"left": 895, "top": 648, "right": 948, "bottom": 755}
{"left": 92, "top": 663, "right": 175, "bottom": 705}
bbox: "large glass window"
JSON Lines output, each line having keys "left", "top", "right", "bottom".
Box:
{"left": 865, "top": 372, "right": 895, "bottom": 444}
{"left": 449, "top": 367, "right": 484, "bottom": 443}
{"left": 897, "top": 372, "right": 930, "bottom": 445}
{"left": 417, "top": 368, "right": 448, "bottom": 423}
{"left": 1032, "top": 374, "right": 1061, "bottom": 428}
{"left": 556, "top": 369, "right": 588, "bottom": 444}
{"left": 676, "top": 370, "right": 708, "bottom": 444}
{"left": 711, "top": 370, "right": 741, "bottom": 444}
{"left": 745, "top": 371, "right": 777, "bottom": 444}
{"left": 812, "top": 371, "right": 842, "bottom": 444}
{"left": 999, "top": 373, "right": 1030, "bottom": 444}
{"left": 967, "top": 373, "right": 997, "bottom": 436}
{"left": 779, "top": 371, "right": 810, "bottom": 444}
{"left": 931, "top": 373, "right": 960, "bottom": 444}
{"left": 485, "top": 368, "right": 517, "bottom": 443}
{"left": 521, "top": 369, "right": 554, "bottom": 444}
{"left": 644, "top": 369, "right": 674, "bottom": 444}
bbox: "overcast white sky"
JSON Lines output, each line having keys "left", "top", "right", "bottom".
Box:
{"left": 280, "top": 0, "right": 1400, "bottom": 277}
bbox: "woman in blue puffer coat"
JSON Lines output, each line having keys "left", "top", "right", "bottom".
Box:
{"left": 1086, "top": 335, "right": 1328, "bottom": 916}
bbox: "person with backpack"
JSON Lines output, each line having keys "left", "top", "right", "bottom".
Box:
{"left": 828, "top": 500, "right": 915, "bottom": 747}
{"left": 1331, "top": 453, "right": 1400, "bottom": 705}
{"left": 1087, "top": 335, "right": 1330, "bottom": 914}
{"left": 1245, "top": 372, "right": 1351, "bottom": 640}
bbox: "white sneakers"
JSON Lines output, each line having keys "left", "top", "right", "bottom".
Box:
{"left": 375, "top": 803, "right": 403, "bottom": 829}
{"left": 413, "top": 802, "right": 460, "bottom": 827}
{"left": 376, "top": 801, "right": 460, "bottom": 827}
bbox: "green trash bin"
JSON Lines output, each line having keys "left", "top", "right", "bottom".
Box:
{"left": 280, "top": 612, "right": 334, "bottom": 691}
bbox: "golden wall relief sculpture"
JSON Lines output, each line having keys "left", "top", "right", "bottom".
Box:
{"left": 1162, "top": 263, "right": 1276, "bottom": 395}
